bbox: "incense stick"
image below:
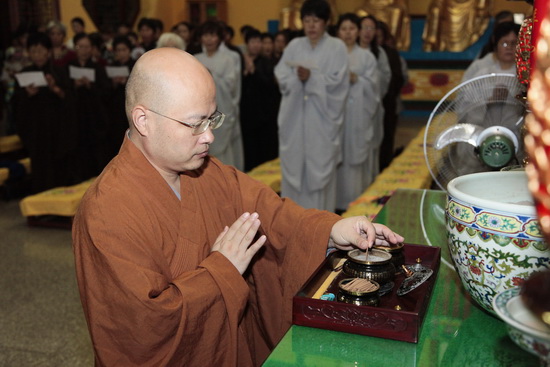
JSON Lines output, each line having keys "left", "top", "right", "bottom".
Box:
{"left": 312, "top": 257, "right": 346, "bottom": 299}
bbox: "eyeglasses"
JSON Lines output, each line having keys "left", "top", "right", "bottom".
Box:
{"left": 147, "top": 108, "right": 225, "bottom": 135}
{"left": 499, "top": 41, "right": 517, "bottom": 48}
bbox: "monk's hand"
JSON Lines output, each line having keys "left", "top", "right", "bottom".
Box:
{"left": 211, "top": 212, "right": 267, "bottom": 275}
{"left": 328, "top": 216, "right": 404, "bottom": 251}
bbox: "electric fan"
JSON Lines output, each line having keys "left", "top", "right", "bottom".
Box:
{"left": 424, "top": 73, "right": 527, "bottom": 191}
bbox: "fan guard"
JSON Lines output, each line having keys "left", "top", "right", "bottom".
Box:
{"left": 424, "top": 73, "right": 526, "bottom": 191}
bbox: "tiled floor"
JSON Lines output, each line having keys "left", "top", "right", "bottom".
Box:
{"left": 0, "top": 113, "right": 426, "bottom": 365}
{"left": 0, "top": 199, "right": 94, "bottom": 366}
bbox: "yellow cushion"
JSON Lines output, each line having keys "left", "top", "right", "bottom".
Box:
{"left": 0, "top": 135, "right": 23, "bottom": 154}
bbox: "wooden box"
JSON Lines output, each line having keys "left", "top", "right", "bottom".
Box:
{"left": 292, "top": 243, "right": 441, "bottom": 343}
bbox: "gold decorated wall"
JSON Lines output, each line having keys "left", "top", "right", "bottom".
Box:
{"left": 59, "top": 0, "right": 531, "bottom": 43}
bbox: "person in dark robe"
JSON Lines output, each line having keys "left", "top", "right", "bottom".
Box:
{"left": 68, "top": 32, "right": 112, "bottom": 181}
{"left": 47, "top": 20, "right": 76, "bottom": 67}
{"left": 89, "top": 32, "right": 109, "bottom": 67}
{"left": 72, "top": 47, "right": 404, "bottom": 367}
{"left": 13, "top": 32, "right": 77, "bottom": 193}
{"left": 273, "top": 29, "right": 290, "bottom": 62}
{"left": 107, "top": 35, "right": 135, "bottom": 157}
{"left": 240, "top": 29, "right": 280, "bottom": 171}
{"left": 260, "top": 32, "right": 275, "bottom": 59}
{"left": 137, "top": 17, "right": 158, "bottom": 52}
{"left": 377, "top": 20, "right": 405, "bottom": 171}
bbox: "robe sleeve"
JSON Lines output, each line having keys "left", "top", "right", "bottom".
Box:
{"left": 346, "top": 49, "right": 380, "bottom": 164}
{"left": 73, "top": 187, "right": 250, "bottom": 366}
{"left": 359, "top": 50, "right": 380, "bottom": 121}
{"left": 274, "top": 39, "right": 305, "bottom": 98}
{"left": 211, "top": 162, "right": 342, "bottom": 350}
{"left": 462, "top": 59, "right": 482, "bottom": 83}
{"left": 302, "top": 40, "right": 349, "bottom": 126}
{"left": 461, "top": 53, "right": 496, "bottom": 83}
{"left": 210, "top": 53, "right": 240, "bottom": 109}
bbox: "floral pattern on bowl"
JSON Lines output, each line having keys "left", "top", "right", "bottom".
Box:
{"left": 446, "top": 197, "right": 550, "bottom": 314}
{"left": 492, "top": 288, "right": 550, "bottom": 364}
{"left": 448, "top": 198, "right": 544, "bottom": 240}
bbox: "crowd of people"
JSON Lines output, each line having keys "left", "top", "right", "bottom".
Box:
{"left": 0, "top": 4, "right": 409, "bottom": 212}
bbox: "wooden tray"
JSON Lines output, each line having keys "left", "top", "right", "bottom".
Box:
{"left": 292, "top": 243, "right": 441, "bottom": 343}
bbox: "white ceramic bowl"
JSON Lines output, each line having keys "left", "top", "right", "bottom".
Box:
{"left": 446, "top": 171, "right": 550, "bottom": 313}
{"left": 493, "top": 287, "right": 550, "bottom": 363}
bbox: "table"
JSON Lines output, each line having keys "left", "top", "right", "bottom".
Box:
{"left": 263, "top": 189, "right": 538, "bottom": 366}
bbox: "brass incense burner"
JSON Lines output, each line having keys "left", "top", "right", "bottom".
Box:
{"left": 343, "top": 248, "right": 396, "bottom": 285}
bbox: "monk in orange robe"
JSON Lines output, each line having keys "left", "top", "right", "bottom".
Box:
{"left": 72, "top": 48, "right": 404, "bottom": 366}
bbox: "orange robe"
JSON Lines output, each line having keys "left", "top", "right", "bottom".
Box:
{"left": 72, "top": 136, "right": 340, "bottom": 366}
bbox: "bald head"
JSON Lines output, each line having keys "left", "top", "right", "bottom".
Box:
{"left": 125, "top": 48, "right": 214, "bottom": 128}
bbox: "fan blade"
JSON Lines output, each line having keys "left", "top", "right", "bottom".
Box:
{"left": 434, "top": 123, "right": 483, "bottom": 149}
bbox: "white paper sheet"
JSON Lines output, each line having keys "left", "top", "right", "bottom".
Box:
{"left": 15, "top": 71, "right": 48, "bottom": 87}
{"left": 105, "top": 66, "right": 130, "bottom": 78}
{"left": 69, "top": 65, "right": 96, "bottom": 82}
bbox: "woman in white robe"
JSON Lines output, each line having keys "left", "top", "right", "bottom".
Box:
{"left": 335, "top": 13, "right": 380, "bottom": 211}
{"left": 195, "top": 21, "right": 244, "bottom": 171}
{"left": 359, "top": 15, "right": 389, "bottom": 184}
{"left": 275, "top": 0, "right": 349, "bottom": 212}
{"left": 461, "top": 21, "right": 520, "bottom": 83}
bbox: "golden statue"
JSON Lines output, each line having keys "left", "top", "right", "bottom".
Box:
{"left": 280, "top": 0, "right": 339, "bottom": 30}
{"left": 355, "top": 0, "right": 411, "bottom": 51}
{"left": 422, "top": 0, "right": 493, "bottom": 52}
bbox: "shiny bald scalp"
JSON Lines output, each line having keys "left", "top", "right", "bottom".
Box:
{"left": 125, "top": 48, "right": 213, "bottom": 125}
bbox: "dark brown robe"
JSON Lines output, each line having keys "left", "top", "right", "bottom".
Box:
{"left": 72, "top": 136, "right": 340, "bottom": 366}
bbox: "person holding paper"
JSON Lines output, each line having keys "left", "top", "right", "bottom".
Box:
{"left": 47, "top": 20, "right": 76, "bottom": 66}
{"left": 13, "top": 32, "right": 77, "bottom": 193}
{"left": 68, "top": 32, "right": 112, "bottom": 181}
{"left": 275, "top": 0, "right": 349, "bottom": 212}
{"left": 108, "top": 35, "right": 135, "bottom": 156}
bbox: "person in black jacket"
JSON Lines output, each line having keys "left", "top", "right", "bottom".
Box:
{"left": 240, "top": 29, "right": 280, "bottom": 171}
{"left": 377, "top": 21, "right": 405, "bottom": 170}
{"left": 107, "top": 35, "right": 135, "bottom": 157}
{"left": 68, "top": 32, "right": 112, "bottom": 180}
{"left": 13, "top": 32, "right": 78, "bottom": 193}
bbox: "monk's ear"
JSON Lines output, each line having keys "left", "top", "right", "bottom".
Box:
{"left": 132, "top": 105, "right": 148, "bottom": 136}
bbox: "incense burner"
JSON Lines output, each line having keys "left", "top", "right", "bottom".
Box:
{"left": 337, "top": 278, "right": 380, "bottom": 306}
{"left": 343, "top": 248, "right": 396, "bottom": 285}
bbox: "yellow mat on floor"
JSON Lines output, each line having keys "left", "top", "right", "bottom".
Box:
{"left": 246, "top": 158, "right": 281, "bottom": 193}
{"left": 19, "top": 158, "right": 284, "bottom": 219}
{"left": 342, "top": 126, "right": 432, "bottom": 220}
{"left": 0, "top": 157, "right": 31, "bottom": 186}
{"left": 0, "top": 135, "right": 23, "bottom": 154}
{"left": 19, "top": 178, "right": 95, "bottom": 217}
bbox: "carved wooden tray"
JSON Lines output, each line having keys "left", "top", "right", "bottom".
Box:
{"left": 292, "top": 243, "right": 441, "bottom": 343}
